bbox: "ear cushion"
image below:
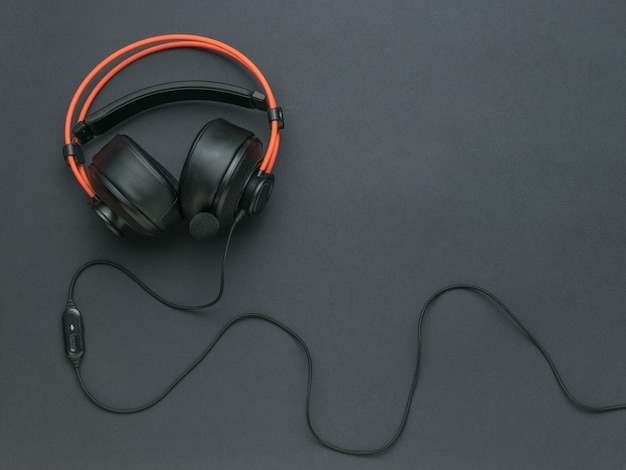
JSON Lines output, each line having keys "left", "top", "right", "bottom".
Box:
{"left": 87, "top": 134, "right": 183, "bottom": 236}
{"left": 179, "top": 118, "right": 263, "bottom": 229}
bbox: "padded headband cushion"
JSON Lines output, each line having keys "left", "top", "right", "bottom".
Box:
{"left": 88, "top": 135, "right": 183, "bottom": 236}
{"left": 179, "top": 118, "right": 263, "bottom": 228}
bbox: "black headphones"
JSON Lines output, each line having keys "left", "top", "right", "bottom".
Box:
{"left": 63, "top": 36, "right": 283, "bottom": 240}
{"left": 62, "top": 35, "right": 626, "bottom": 458}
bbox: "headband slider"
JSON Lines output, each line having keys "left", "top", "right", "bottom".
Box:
{"left": 251, "top": 90, "right": 268, "bottom": 110}
{"left": 62, "top": 143, "right": 85, "bottom": 166}
{"left": 267, "top": 107, "right": 284, "bottom": 129}
{"left": 72, "top": 121, "right": 95, "bottom": 144}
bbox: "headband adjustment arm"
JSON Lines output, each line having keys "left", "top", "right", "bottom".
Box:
{"left": 250, "top": 90, "right": 268, "bottom": 110}
{"left": 267, "top": 107, "right": 284, "bottom": 129}
{"left": 72, "top": 122, "right": 94, "bottom": 144}
{"left": 71, "top": 81, "right": 269, "bottom": 145}
{"left": 62, "top": 142, "right": 85, "bottom": 165}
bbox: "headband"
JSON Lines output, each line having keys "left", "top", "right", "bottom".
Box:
{"left": 63, "top": 34, "right": 282, "bottom": 198}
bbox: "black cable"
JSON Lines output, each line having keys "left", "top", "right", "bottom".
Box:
{"left": 68, "top": 282, "right": 626, "bottom": 456}
{"left": 67, "top": 212, "right": 243, "bottom": 310}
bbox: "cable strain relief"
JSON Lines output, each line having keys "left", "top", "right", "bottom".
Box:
{"left": 66, "top": 299, "right": 76, "bottom": 308}
{"left": 235, "top": 209, "right": 247, "bottom": 224}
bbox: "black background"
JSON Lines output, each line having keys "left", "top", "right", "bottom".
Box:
{"left": 2, "top": 1, "right": 626, "bottom": 469}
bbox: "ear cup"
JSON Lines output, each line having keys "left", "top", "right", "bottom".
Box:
{"left": 179, "top": 119, "right": 263, "bottom": 235}
{"left": 87, "top": 134, "right": 183, "bottom": 236}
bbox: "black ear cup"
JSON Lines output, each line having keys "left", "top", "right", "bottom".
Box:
{"left": 87, "top": 134, "right": 183, "bottom": 236}
{"left": 179, "top": 118, "right": 265, "bottom": 239}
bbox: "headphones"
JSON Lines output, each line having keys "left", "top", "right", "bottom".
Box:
{"left": 61, "top": 35, "right": 626, "bottom": 458}
{"left": 62, "top": 34, "right": 283, "bottom": 239}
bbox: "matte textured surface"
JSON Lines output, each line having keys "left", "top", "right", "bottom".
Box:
{"left": 1, "top": 1, "right": 626, "bottom": 469}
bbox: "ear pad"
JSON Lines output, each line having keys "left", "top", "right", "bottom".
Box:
{"left": 87, "top": 134, "right": 183, "bottom": 236}
{"left": 179, "top": 119, "right": 263, "bottom": 238}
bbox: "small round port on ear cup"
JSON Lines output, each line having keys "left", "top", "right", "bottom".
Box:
{"left": 189, "top": 212, "right": 220, "bottom": 240}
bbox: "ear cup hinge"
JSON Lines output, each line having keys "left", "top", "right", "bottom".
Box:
{"left": 72, "top": 121, "right": 95, "bottom": 144}
{"left": 267, "top": 107, "right": 284, "bottom": 129}
{"left": 62, "top": 143, "right": 85, "bottom": 166}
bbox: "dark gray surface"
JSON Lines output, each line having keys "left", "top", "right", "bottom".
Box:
{"left": 1, "top": 1, "right": 626, "bottom": 468}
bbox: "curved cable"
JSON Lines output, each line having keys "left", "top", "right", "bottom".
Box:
{"left": 70, "top": 283, "right": 626, "bottom": 455}
{"left": 68, "top": 215, "right": 241, "bottom": 310}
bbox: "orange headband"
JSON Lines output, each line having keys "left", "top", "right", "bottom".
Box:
{"left": 64, "top": 34, "right": 281, "bottom": 198}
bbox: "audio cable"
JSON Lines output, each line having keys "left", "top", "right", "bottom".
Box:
{"left": 62, "top": 244, "right": 626, "bottom": 456}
